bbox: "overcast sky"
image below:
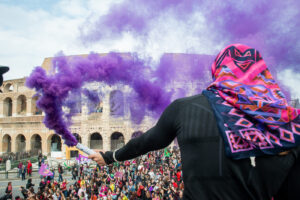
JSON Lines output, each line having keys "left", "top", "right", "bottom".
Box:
{"left": 0, "top": 0, "right": 299, "bottom": 98}
{"left": 0, "top": 0, "right": 129, "bottom": 80}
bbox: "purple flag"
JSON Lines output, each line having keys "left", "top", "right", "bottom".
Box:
{"left": 39, "top": 163, "right": 53, "bottom": 176}
{"left": 76, "top": 154, "right": 90, "bottom": 164}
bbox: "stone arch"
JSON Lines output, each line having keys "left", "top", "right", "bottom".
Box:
{"left": 47, "top": 134, "right": 62, "bottom": 152}
{"left": 17, "top": 95, "right": 27, "bottom": 115}
{"left": 4, "top": 83, "right": 13, "bottom": 92}
{"left": 15, "top": 134, "right": 26, "bottom": 152}
{"left": 131, "top": 131, "right": 143, "bottom": 139}
{"left": 30, "top": 134, "right": 42, "bottom": 154}
{"left": 32, "top": 96, "right": 42, "bottom": 115}
{"left": 90, "top": 132, "right": 103, "bottom": 149}
{"left": 111, "top": 132, "right": 125, "bottom": 151}
{"left": 3, "top": 97, "right": 12, "bottom": 116}
{"left": 2, "top": 134, "right": 11, "bottom": 152}
{"left": 109, "top": 90, "right": 124, "bottom": 116}
{"left": 73, "top": 133, "right": 82, "bottom": 143}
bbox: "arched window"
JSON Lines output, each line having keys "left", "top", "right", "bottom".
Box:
{"left": 17, "top": 95, "right": 27, "bottom": 115}
{"left": 130, "top": 100, "right": 146, "bottom": 124}
{"left": 31, "top": 134, "right": 42, "bottom": 155}
{"left": 73, "top": 133, "right": 82, "bottom": 143}
{"left": 16, "top": 134, "right": 26, "bottom": 152}
{"left": 32, "top": 96, "right": 42, "bottom": 115}
{"left": 109, "top": 90, "right": 124, "bottom": 116}
{"left": 111, "top": 132, "right": 125, "bottom": 150}
{"left": 65, "top": 90, "right": 82, "bottom": 114}
{"left": 50, "top": 135, "right": 62, "bottom": 151}
{"left": 4, "top": 83, "right": 13, "bottom": 92}
{"left": 3, "top": 97, "right": 12, "bottom": 116}
{"left": 2, "top": 134, "right": 11, "bottom": 152}
{"left": 85, "top": 89, "right": 102, "bottom": 113}
{"left": 90, "top": 132, "right": 103, "bottom": 149}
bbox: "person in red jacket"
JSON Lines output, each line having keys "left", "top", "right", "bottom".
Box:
{"left": 136, "top": 182, "right": 145, "bottom": 198}
{"left": 27, "top": 160, "right": 32, "bottom": 177}
{"left": 172, "top": 179, "right": 178, "bottom": 188}
{"left": 176, "top": 169, "right": 181, "bottom": 182}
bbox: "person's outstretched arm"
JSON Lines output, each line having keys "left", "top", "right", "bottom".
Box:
{"left": 89, "top": 100, "right": 180, "bottom": 165}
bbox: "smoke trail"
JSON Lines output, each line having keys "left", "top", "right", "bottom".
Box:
{"left": 63, "top": 89, "right": 82, "bottom": 124}
{"left": 27, "top": 52, "right": 211, "bottom": 146}
{"left": 27, "top": 53, "right": 149, "bottom": 146}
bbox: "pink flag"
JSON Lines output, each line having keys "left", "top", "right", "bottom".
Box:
{"left": 39, "top": 163, "right": 53, "bottom": 176}
{"left": 115, "top": 171, "right": 123, "bottom": 179}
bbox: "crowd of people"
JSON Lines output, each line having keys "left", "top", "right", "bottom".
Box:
{"left": 3, "top": 147, "right": 184, "bottom": 200}
{"left": 17, "top": 160, "right": 33, "bottom": 180}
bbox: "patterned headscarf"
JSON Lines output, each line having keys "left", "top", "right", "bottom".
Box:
{"left": 203, "top": 44, "right": 300, "bottom": 159}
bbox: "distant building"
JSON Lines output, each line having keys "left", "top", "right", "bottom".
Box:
{"left": 0, "top": 53, "right": 212, "bottom": 159}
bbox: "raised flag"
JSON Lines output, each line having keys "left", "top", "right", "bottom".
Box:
{"left": 76, "top": 154, "right": 90, "bottom": 164}
{"left": 39, "top": 163, "right": 53, "bottom": 176}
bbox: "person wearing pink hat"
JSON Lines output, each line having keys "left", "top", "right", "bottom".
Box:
{"left": 89, "top": 44, "right": 300, "bottom": 200}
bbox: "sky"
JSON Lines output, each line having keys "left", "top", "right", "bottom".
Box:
{"left": 0, "top": 0, "right": 299, "bottom": 98}
{"left": 0, "top": 0, "right": 127, "bottom": 79}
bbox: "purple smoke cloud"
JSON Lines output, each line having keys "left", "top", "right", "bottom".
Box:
{"left": 109, "top": 90, "right": 124, "bottom": 116}
{"left": 82, "top": 89, "right": 100, "bottom": 104}
{"left": 27, "top": 52, "right": 212, "bottom": 146}
{"left": 80, "top": 0, "right": 198, "bottom": 42}
{"left": 81, "top": 1, "right": 300, "bottom": 89}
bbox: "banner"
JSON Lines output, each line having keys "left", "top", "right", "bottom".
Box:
{"left": 76, "top": 154, "right": 91, "bottom": 164}
{"left": 39, "top": 163, "right": 53, "bottom": 176}
{"left": 164, "top": 148, "right": 170, "bottom": 157}
{"left": 64, "top": 162, "right": 71, "bottom": 169}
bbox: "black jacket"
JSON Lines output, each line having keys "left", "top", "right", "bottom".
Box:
{"left": 102, "top": 95, "right": 299, "bottom": 200}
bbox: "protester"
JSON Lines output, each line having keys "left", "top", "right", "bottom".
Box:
{"left": 21, "top": 165, "right": 26, "bottom": 181}
{"left": 0, "top": 182, "right": 13, "bottom": 200}
{"left": 89, "top": 44, "right": 300, "bottom": 200}
{"left": 26, "top": 178, "right": 34, "bottom": 189}
{"left": 38, "top": 158, "right": 42, "bottom": 169}
{"left": 72, "top": 164, "right": 78, "bottom": 180}
{"left": 18, "top": 148, "right": 182, "bottom": 200}
{"left": 26, "top": 161, "right": 32, "bottom": 177}
{"left": 58, "top": 164, "right": 64, "bottom": 182}
{"left": 20, "top": 186, "right": 28, "bottom": 199}
{"left": 17, "top": 162, "right": 23, "bottom": 179}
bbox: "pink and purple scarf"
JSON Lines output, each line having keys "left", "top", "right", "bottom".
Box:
{"left": 203, "top": 44, "right": 300, "bottom": 159}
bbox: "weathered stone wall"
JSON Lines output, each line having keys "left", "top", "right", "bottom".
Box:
{"left": 0, "top": 77, "right": 155, "bottom": 158}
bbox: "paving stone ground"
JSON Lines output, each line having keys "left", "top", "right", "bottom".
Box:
{"left": 0, "top": 175, "right": 74, "bottom": 198}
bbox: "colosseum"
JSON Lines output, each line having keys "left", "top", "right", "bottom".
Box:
{"left": 0, "top": 53, "right": 211, "bottom": 159}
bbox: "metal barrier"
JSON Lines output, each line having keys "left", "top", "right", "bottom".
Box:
{"left": 0, "top": 150, "right": 40, "bottom": 164}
